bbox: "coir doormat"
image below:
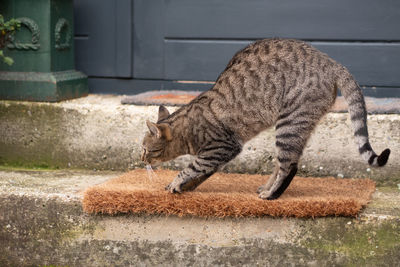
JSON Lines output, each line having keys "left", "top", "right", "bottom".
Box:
{"left": 82, "top": 169, "right": 375, "bottom": 218}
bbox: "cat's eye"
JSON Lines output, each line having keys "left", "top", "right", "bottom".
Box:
{"left": 148, "top": 148, "right": 163, "bottom": 153}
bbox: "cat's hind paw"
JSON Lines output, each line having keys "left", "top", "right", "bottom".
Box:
{"left": 258, "top": 190, "right": 279, "bottom": 200}
{"left": 257, "top": 185, "right": 267, "bottom": 194}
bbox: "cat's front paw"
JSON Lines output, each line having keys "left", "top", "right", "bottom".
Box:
{"left": 165, "top": 180, "right": 183, "bottom": 194}
{"left": 165, "top": 177, "right": 199, "bottom": 194}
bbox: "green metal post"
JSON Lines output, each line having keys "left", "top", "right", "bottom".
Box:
{"left": 0, "top": 0, "right": 88, "bottom": 102}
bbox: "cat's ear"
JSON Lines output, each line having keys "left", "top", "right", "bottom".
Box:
{"left": 146, "top": 120, "right": 172, "bottom": 141}
{"left": 158, "top": 105, "right": 170, "bottom": 122}
{"left": 146, "top": 120, "right": 159, "bottom": 136}
{"left": 157, "top": 123, "right": 172, "bottom": 141}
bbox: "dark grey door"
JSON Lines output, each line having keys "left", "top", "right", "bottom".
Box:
{"left": 74, "top": 0, "right": 400, "bottom": 96}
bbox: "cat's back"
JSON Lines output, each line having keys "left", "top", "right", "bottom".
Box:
{"left": 201, "top": 38, "right": 339, "bottom": 141}
{"left": 211, "top": 38, "right": 338, "bottom": 104}
{"left": 223, "top": 38, "right": 334, "bottom": 74}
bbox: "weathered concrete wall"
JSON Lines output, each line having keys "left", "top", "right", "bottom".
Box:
{"left": 0, "top": 95, "right": 399, "bottom": 185}
{"left": 0, "top": 170, "right": 399, "bottom": 266}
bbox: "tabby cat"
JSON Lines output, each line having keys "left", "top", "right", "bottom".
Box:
{"left": 141, "top": 39, "right": 391, "bottom": 200}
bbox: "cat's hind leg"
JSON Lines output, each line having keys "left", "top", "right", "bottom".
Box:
{"left": 258, "top": 116, "right": 319, "bottom": 200}
{"left": 166, "top": 140, "right": 242, "bottom": 193}
{"left": 258, "top": 161, "right": 298, "bottom": 200}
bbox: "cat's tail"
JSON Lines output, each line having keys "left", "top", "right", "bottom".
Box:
{"left": 336, "top": 67, "right": 390, "bottom": 167}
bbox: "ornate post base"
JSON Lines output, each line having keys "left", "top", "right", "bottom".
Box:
{"left": 0, "top": 70, "right": 88, "bottom": 102}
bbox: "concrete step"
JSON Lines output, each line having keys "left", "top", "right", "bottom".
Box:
{"left": 0, "top": 169, "right": 399, "bottom": 266}
{"left": 0, "top": 95, "right": 399, "bottom": 185}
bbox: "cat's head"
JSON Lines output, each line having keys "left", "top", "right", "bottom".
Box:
{"left": 141, "top": 106, "right": 173, "bottom": 165}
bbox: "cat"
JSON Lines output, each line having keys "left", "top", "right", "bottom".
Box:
{"left": 141, "top": 38, "right": 391, "bottom": 200}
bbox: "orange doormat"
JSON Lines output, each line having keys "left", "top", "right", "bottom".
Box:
{"left": 82, "top": 169, "right": 375, "bottom": 218}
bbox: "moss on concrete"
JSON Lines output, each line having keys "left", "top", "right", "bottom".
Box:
{"left": 0, "top": 101, "right": 71, "bottom": 169}
{"left": 0, "top": 162, "right": 59, "bottom": 171}
{"left": 301, "top": 218, "right": 400, "bottom": 266}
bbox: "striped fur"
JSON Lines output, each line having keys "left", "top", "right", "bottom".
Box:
{"left": 141, "top": 39, "right": 391, "bottom": 200}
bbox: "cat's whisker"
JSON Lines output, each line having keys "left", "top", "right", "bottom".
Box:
{"left": 145, "top": 164, "right": 153, "bottom": 180}
{"left": 145, "top": 164, "right": 158, "bottom": 181}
